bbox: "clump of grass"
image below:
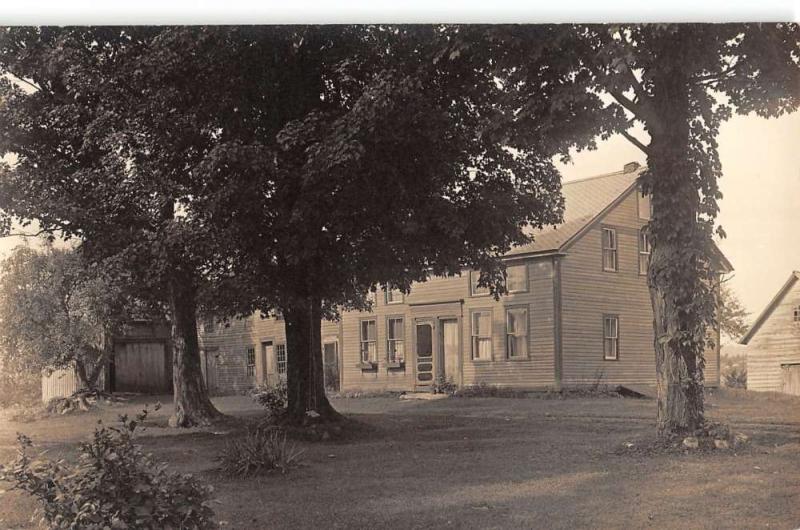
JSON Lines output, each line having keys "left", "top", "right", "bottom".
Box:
{"left": 453, "top": 382, "right": 528, "bottom": 398}
{"left": 217, "top": 427, "right": 304, "bottom": 477}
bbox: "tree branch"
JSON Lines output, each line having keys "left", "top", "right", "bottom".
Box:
{"left": 0, "top": 229, "right": 49, "bottom": 239}
{"left": 619, "top": 128, "right": 651, "bottom": 156}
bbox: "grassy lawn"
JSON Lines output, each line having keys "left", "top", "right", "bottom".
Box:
{"left": 1, "top": 389, "right": 799, "bottom": 529}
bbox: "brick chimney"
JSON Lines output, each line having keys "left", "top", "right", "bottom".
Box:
{"left": 624, "top": 161, "right": 641, "bottom": 173}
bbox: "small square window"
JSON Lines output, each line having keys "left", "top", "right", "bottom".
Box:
{"left": 385, "top": 287, "right": 404, "bottom": 304}
{"left": 506, "top": 264, "right": 528, "bottom": 293}
{"left": 793, "top": 305, "right": 800, "bottom": 323}
{"left": 470, "top": 270, "right": 490, "bottom": 296}
{"left": 202, "top": 316, "right": 216, "bottom": 334}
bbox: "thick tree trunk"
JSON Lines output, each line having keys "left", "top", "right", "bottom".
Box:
{"left": 168, "top": 274, "right": 222, "bottom": 427}
{"left": 284, "top": 296, "right": 341, "bottom": 423}
{"left": 646, "top": 35, "right": 708, "bottom": 436}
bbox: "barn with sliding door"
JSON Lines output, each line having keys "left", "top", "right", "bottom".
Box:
{"left": 740, "top": 271, "right": 800, "bottom": 395}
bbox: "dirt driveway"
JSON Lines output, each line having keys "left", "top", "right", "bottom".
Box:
{"left": 1, "top": 389, "right": 798, "bottom": 529}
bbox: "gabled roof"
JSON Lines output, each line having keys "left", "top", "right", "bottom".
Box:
{"left": 507, "top": 166, "right": 643, "bottom": 257}
{"left": 740, "top": 270, "right": 800, "bottom": 345}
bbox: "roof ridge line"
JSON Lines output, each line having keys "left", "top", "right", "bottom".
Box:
{"left": 563, "top": 166, "right": 646, "bottom": 186}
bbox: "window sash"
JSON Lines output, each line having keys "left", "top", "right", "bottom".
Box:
{"left": 387, "top": 318, "right": 404, "bottom": 363}
{"left": 385, "top": 287, "right": 404, "bottom": 304}
{"left": 506, "top": 308, "right": 528, "bottom": 358}
{"left": 506, "top": 264, "right": 528, "bottom": 293}
{"left": 360, "top": 320, "right": 377, "bottom": 362}
{"left": 276, "top": 344, "right": 287, "bottom": 375}
{"left": 794, "top": 306, "right": 800, "bottom": 322}
{"left": 638, "top": 229, "right": 651, "bottom": 275}
{"left": 471, "top": 311, "right": 492, "bottom": 360}
{"left": 602, "top": 228, "right": 617, "bottom": 271}
{"left": 246, "top": 347, "right": 256, "bottom": 376}
{"left": 603, "top": 317, "right": 619, "bottom": 360}
{"left": 470, "top": 271, "right": 490, "bottom": 296}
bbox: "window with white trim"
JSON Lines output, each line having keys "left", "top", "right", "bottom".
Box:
{"left": 506, "top": 307, "right": 528, "bottom": 359}
{"left": 360, "top": 319, "right": 377, "bottom": 363}
{"left": 603, "top": 315, "right": 619, "bottom": 360}
{"left": 602, "top": 228, "right": 618, "bottom": 272}
{"left": 387, "top": 317, "right": 405, "bottom": 363}
{"left": 275, "top": 343, "right": 287, "bottom": 375}
{"left": 470, "top": 270, "right": 490, "bottom": 296}
{"left": 246, "top": 346, "right": 256, "bottom": 376}
{"left": 638, "top": 228, "right": 651, "bottom": 275}
{"left": 385, "top": 286, "right": 404, "bottom": 304}
{"left": 506, "top": 264, "right": 528, "bottom": 293}
{"left": 471, "top": 311, "right": 493, "bottom": 360}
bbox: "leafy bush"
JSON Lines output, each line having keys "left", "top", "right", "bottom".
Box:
{"left": 217, "top": 427, "right": 304, "bottom": 478}
{"left": 723, "top": 365, "right": 747, "bottom": 388}
{"left": 0, "top": 407, "right": 216, "bottom": 529}
{"left": 251, "top": 380, "right": 288, "bottom": 418}
{"left": 432, "top": 375, "right": 457, "bottom": 395}
{"left": 453, "top": 382, "right": 527, "bottom": 398}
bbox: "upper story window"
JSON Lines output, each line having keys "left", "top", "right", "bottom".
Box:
{"left": 638, "top": 228, "right": 651, "bottom": 276}
{"left": 471, "top": 310, "right": 493, "bottom": 360}
{"left": 360, "top": 319, "right": 377, "bottom": 363}
{"left": 470, "top": 270, "right": 490, "bottom": 297}
{"left": 387, "top": 317, "right": 405, "bottom": 364}
{"left": 243, "top": 316, "right": 253, "bottom": 330}
{"left": 638, "top": 189, "right": 652, "bottom": 220}
{"left": 246, "top": 346, "right": 256, "bottom": 376}
{"left": 794, "top": 305, "right": 800, "bottom": 323}
{"left": 506, "top": 264, "right": 528, "bottom": 293}
{"left": 603, "top": 315, "right": 619, "bottom": 360}
{"left": 385, "top": 286, "right": 404, "bottom": 304}
{"left": 366, "top": 289, "right": 378, "bottom": 309}
{"left": 202, "top": 316, "right": 216, "bottom": 334}
{"left": 602, "top": 227, "right": 618, "bottom": 272}
{"left": 506, "top": 307, "right": 529, "bottom": 359}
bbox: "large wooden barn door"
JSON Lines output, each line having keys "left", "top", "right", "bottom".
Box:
{"left": 114, "top": 341, "right": 169, "bottom": 393}
{"left": 781, "top": 364, "right": 800, "bottom": 396}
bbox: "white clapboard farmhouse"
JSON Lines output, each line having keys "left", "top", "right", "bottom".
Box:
{"left": 197, "top": 163, "right": 731, "bottom": 395}
{"left": 740, "top": 271, "right": 800, "bottom": 395}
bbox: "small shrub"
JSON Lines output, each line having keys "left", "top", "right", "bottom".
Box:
{"left": 723, "top": 365, "right": 747, "bottom": 389}
{"left": 432, "top": 376, "right": 457, "bottom": 395}
{"left": 251, "top": 381, "right": 288, "bottom": 418}
{"left": 0, "top": 406, "right": 216, "bottom": 529}
{"left": 453, "top": 382, "right": 527, "bottom": 398}
{"left": 217, "top": 427, "right": 304, "bottom": 478}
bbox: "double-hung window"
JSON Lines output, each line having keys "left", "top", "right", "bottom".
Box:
{"left": 387, "top": 317, "right": 405, "bottom": 364}
{"left": 506, "top": 264, "right": 528, "bottom": 293}
{"left": 360, "top": 319, "right": 377, "bottom": 363}
{"left": 638, "top": 228, "right": 651, "bottom": 275}
{"left": 246, "top": 346, "right": 256, "bottom": 377}
{"left": 275, "top": 344, "right": 287, "bottom": 375}
{"left": 602, "top": 228, "right": 618, "bottom": 272}
{"left": 471, "top": 311, "right": 493, "bottom": 360}
{"left": 603, "top": 315, "right": 619, "bottom": 360}
{"left": 794, "top": 305, "right": 800, "bottom": 323}
{"left": 506, "top": 307, "right": 528, "bottom": 359}
{"left": 202, "top": 316, "right": 215, "bottom": 334}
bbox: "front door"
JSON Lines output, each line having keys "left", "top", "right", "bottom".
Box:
{"left": 415, "top": 320, "right": 435, "bottom": 387}
{"left": 323, "top": 341, "right": 340, "bottom": 392}
{"left": 438, "top": 319, "right": 459, "bottom": 385}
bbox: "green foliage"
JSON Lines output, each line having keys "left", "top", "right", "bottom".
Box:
{"left": 432, "top": 376, "right": 457, "bottom": 396}
{"left": 0, "top": 407, "right": 216, "bottom": 529}
{"left": 251, "top": 381, "right": 288, "bottom": 418}
{"left": 722, "top": 355, "right": 748, "bottom": 389}
{"left": 0, "top": 245, "right": 145, "bottom": 389}
{"left": 453, "top": 382, "right": 527, "bottom": 399}
{"left": 216, "top": 427, "right": 304, "bottom": 478}
{"left": 719, "top": 285, "right": 750, "bottom": 342}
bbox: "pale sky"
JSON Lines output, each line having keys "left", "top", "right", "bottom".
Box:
{"left": 557, "top": 111, "right": 800, "bottom": 325}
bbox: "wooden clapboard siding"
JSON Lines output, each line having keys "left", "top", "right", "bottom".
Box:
{"left": 41, "top": 366, "right": 82, "bottom": 402}
{"left": 744, "top": 277, "right": 800, "bottom": 392}
{"left": 560, "top": 188, "right": 721, "bottom": 387}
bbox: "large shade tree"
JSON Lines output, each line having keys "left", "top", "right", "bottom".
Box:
{"left": 125, "top": 25, "right": 621, "bottom": 422}
{"left": 498, "top": 23, "right": 799, "bottom": 434}
{"left": 0, "top": 27, "right": 224, "bottom": 426}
